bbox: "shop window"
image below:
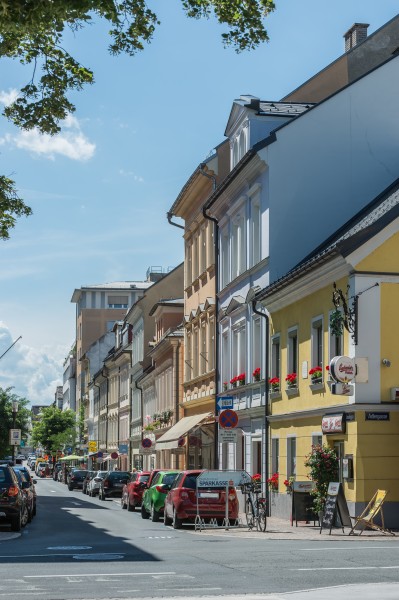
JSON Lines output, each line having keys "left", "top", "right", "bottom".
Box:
{"left": 311, "top": 434, "right": 322, "bottom": 448}
{"left": 287, "top": 437, "right": 296, "bottom": 478}
{"left": 271, "top": 438, "right": 279, "bottom": 474}
{"left": 329, "top": 308, "right": 343, "bottom": 361}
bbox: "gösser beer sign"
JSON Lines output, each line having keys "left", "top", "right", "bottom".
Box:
{"left": 330, "top": 356, "right": 356, "bottom": 383}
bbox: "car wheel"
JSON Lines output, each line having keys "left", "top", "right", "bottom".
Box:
{"left": 21, "top": 505, "right": 29, "bottom": 527}
{"left": 172, "top": 508, "right": 182, "bottom": 529}
{"left": 141, "top": 504, "right": 150, "bottom": 519}
{"left": 32, "top": 504, "right": 37, "bottom": 517}
{"left": 100, "top": 491, "right": 106, "bottom": 501}
{"left": 10, "top": 511, "right": 22, "bottom": 532}
{"left": 68, "top": 485, "right": 73, "bottom": 491}
{"left": 151, "top": 504, "right": 160, "bottom": 522}
{"left": 164, "top": 509, "right": 172, "bottom": 526}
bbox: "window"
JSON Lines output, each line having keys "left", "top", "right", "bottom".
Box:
{"left": 249, "top": 193, "right": 261, "bottom": 266}
{"left": 271, "top": 438, "right": 279, "bottom": 475}
{"left": 287, "top": 327, "right": 298, "bottom": 375}
{"left": 192, "top": 327, "right": 199, "bottom": 379}
{"left": 185, "top": 330, "right": 192, "bottom": 381}
{"left": 199, "top": 227, "right": 206, "bottom": 275}
{"left": 311, "top": 317, "right": 323, "bottom": 368}
{"left": 287, "top": 437, "right": 296, "bottom": 478}
{"left": 232, "top": 321, "right": 246, "bottom": 377}
{"left": 329, "top": 308, "right": 343, "bottom": 362}
{"left": 231, "top": 212, "right": 246, "bottom": 279}
{"left": 221, "top": 330, "right": 229, "bottom": 385}
{"left": 312, "top": 434, "right": 323, "bottom": 448}
{"left": 192, "top": 233, "right": 199, "bottom": 281}
{"left": 185, "top": 241, "right": 192, "bottom": 287}
{"left": 252, "top": 317, "right": 261, "bottom": 378}
{"left": 108, "top": 295, "right": 128, "bottom": 308}
{"left": 208, "top": 316, "right": 215, "bottom": 371}
{"left": 271, "top": 335, "right": 280, "bottom": 380}
{"left": 220, "top": 227, "right": 229, "bottom": 288}
{"left": 200, "top": 320, "right": 207, "bottom": 375}
{"left": 107, "top": 320, "right": 115, "bottom": 332}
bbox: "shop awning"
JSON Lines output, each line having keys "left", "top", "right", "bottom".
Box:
{"left": 156, "top": 413, "right": 211, "bottom": 450}
{"left": 59, "top": 454, "right": 83, "bottom": 462}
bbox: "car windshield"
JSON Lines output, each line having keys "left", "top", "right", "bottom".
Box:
{"left": 139, "top": 475, "right": 149, "bottom": 482}
{"left": 72, "top": 470, "right": 88, "bottom": 476}
{"left": 109, "top": 472, "right": 130, "bottom": 481}
{"left": 163, "top": 473, "right": 178, "bottom": 486}
{"left": 183, "top": 474, "right": 199, "bottom": 489}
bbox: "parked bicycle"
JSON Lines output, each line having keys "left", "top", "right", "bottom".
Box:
{"left": 241, "top": 481, "right": 267, "bottom": 532}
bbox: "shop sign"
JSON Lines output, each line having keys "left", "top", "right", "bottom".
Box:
{"left": 197, "top": 470, "right": 252, "bottom": 488}
{"left": 365, "top": 412, "right": 390, "bottom": 421}
{"left": 330, "top": 356, "right": 356, "bottom": 383}
{"left": 118, "top": 444, "right": 128, "bottom": 454}
{"left": 346, "top": 413, "right": 355, "bottom": 422}
{"left": 330, "top": 382, "right": 354, "bottom": 396}
{"left": 322, "top": 413, "right": 346, "bottom": 434}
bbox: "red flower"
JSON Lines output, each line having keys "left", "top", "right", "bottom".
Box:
{"left": 285, "top": 373, "right": 297, "bottom": 383}
{"left": 253, "top": 367, "right": 261, "bottom": 377}
{"left": 309, "top": 366, "right": 322, "bottom": 376}
{"left": 237, "top": 373, "right": 246, "bottom": 382}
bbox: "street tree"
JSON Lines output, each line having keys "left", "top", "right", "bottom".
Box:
{"left": 31, "top": 405, "right": 77, "bottom": 456}
{"left": 0, "top": 387, "right": 30, "bottom": 457}
{"left": 0, "top": 0, "right": 275, "bottom": 239}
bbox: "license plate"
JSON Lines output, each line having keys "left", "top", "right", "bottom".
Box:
{"left": 198, "top": 492, "right": 218, "bottom": 499}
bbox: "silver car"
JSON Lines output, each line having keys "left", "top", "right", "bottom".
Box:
{"left": 87, "top": 471, "right": 108, "bottom": 497}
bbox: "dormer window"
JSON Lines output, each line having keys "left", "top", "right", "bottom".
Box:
{"left": 231, "top": 127, "right": 248, "bottom": 169}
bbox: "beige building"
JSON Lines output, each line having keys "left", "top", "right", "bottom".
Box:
{"left": 165, "top": 145, "right": 230, "bottom": 468}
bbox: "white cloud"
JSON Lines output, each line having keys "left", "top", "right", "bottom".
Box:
{"left": 0, "top": 322, "right": 67, "bottom": 406}
{"left": 1, "top": 113, "right": 95, "bottom": 161}
{"left": 119, "top": 168, "right": 144, "bottom": 182}
{"left": 0, "top": 88, "right": 18, "bottom": 106}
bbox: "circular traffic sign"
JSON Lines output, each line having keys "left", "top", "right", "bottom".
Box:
{"left": 219, "top": 409, "right": 238, "bottom": 429}
{"left": 110, "top": 452, "right": 119, "bottom": 459}
{"left": 178, "top": 437, "right": 185, "bottom": 447}
{"left": 142, "top": 438, "right": 152, "bottom": 449}
{"left": 97, "top": 451, "right": 103, "bottom": 458}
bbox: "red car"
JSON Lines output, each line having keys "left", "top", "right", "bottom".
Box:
{"left": 163, "top": 469, "right": 239, "bottom": 529}
{"left": 121, "top": 471, "right": 150, "bottom": 511}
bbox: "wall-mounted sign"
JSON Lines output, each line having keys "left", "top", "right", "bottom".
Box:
{"left": 330, "top": 356, "right": 356, "bottom": 383}
{"left": 88, "top": 441, "right": 97, "bottom": 452}
{"left": 216, "top": 396, "right": 234, "bottom": 411}
{"left": 330, "top": 382, "right": 354, "bottom": 396}
{"left": 322, "top": 413, "right": 346, "bottom": 434}
{"left": 219, "top": 429, "right": 238, "bottom": 444}
{"left": 346, "top": 413, "right": 355, "bottom": 422}
{"left": 118, "top": 444, "right": 128, "bottom": 454}
{"left": 365, "top": 412, "right": 390, "bottom": 421}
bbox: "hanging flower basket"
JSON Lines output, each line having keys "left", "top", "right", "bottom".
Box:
{"left": 309, "top": 366, "right": 323, "bottom": 384}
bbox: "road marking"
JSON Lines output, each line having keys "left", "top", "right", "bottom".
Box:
{"left": 293, "top": 566, "right": 396, "bottom": 571}
{"left": 72, "top": 553, "right": 124, "bottom": 560}
{"left": 25, "top": 572, "right": 176, "bottom": 579}
{"left": 157, "top": 587, "right": 222, "bottom": 592}
{"left": 301, "top": 546, "right": 399, "bottom": 551}
{"left": 47, "top": 546, "right": 92, "bottom": 550}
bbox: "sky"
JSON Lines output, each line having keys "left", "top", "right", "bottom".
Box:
{"left": 0, "top": 0, "right": 398, "bottom": 406}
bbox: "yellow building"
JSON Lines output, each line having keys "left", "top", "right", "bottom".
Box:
{"left": 257, "top": 178, "right": 399, "bottom": 526}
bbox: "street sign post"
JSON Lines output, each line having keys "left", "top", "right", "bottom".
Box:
{"left": 219, "top": 429, "right": 238, "bottom": 443}
{"left": 10, "top": 429, "right": 21, "bottom": 446}
{"left": 219, "top": 409, "right": 238, "bottom": 429}
{"left": 216, "top": 396, "right": 234, "bottom": 411}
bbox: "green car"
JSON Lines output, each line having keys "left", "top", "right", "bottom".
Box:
{"left": 141, "top": 470, "right": 179, "bottom": 522}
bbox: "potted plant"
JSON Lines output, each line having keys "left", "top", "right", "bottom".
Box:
{"left": 267, "top": 472, "right": 279, "bottom": 492}
{"left": 230, "top": 376, "right": 238, "bottom": 388}
{"left": 252, "top": 473, "right": 262, "bottom": 492}
{"left": 285, "top": 372, "right": 297, "bottom": 389}
{"left": 304, "top": 444, "right": 339, "bottom": 520}
{"left": 253, "top": 367, "right": 261, "bottom": 382}
{"left": 237, "top": 373, "right": 246, "bottom": 386}
{"left": 309, "top": 366, "right": 323, "bottom": 384}
{"left": 223, "top": 381, "right": 228, "bottom": 391}
{"left": 283, "top": 476, "right": 295, "bottom": 494}
{"left": 269, "top": 377, "right": 280, "bottom": 392}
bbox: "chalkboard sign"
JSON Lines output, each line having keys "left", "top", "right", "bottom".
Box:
{"left": 320, "top": 482, "right": 352, "bottom": 534}
{"left": 292, "top": 481, "right": 317, "bottom": 526}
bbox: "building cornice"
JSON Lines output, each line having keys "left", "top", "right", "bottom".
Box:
{"left": 269, "top": 402, "right": 399, "bottom": 422}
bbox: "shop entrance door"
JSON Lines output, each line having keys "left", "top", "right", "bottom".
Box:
{"left": 333, "top": 441, "right": 344, "bottom": 483}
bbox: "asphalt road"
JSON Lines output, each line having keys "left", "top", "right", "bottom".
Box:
{"left": 1, "top": 477, "right": 399, "bottom": 600}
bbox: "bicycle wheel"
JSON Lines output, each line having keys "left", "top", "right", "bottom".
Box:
{"left": 245, "top": 497, "right": 255, "bottom": 530}
{"left": 257, "top": 501, "right": 267, "bottom": 532}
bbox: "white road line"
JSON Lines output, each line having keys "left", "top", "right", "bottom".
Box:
{"left": 293, "top": 566, "right": 388, "bottom": 571}
{"left": 301, "top": 546, "right": 399, "bottom": 551}
{"left": 157, "top": 588, "right": 222, "bottom": 592}
{"left": 0, "top": 553, "right": 123, "bottom": 559}
{"left": 24, "top": 572, "right": 176, "bottom": 579}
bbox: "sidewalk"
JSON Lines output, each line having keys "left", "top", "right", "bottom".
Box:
{"left": 191, "top": 513, "right": 398, "bottom": 541}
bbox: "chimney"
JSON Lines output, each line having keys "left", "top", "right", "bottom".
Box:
{"left": 344, "top": 23, "right": 369, "bottom": 52}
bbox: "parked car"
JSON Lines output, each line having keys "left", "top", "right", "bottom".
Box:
{"left": 87, "top": 471, "right": 108, "bottom": 497}
{"left": 163, "top": 469, "right": 239, "bottom": 529}
{"left": 141, "top": 470, "right": 180, "bottom": 522}
{"left": 53, "top": 463, "right": 62, "bottom": 481}
{"left": 121, "top": 471, "right": 150, "bottom": 511}
{"left": 0, "top": 464, "right": 28, "bottom": 531}
{"left": 98, "top": 471, "right": 130, "bottom": 500}
{"left": 12, "top": 469, "right": 35, "bottom": 523}
{"left": 13, "top": 465, "right": 37, "bottom": 517}
{"left": 35, "top": 461, "right": 50, "bottom": 477}
{"left": 82, "top": 471, "right": 95, "bottom": 494}
{"left": 68, "top": 469, "right": 89, "bottom": 491}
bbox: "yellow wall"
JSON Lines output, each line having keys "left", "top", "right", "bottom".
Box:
{"left": 356, "top": 231, "right": 399, "bottom": 273}
{"left": 380, "top": 283, "right": 399, "bottom": 401}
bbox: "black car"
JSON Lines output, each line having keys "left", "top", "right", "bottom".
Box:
{"left": 13, "top": 465, "right": 37, "bottom": 517}
{"left": 68, "top": 469, "right": 89, "bottom": 491}
{"left": 99, "top": 471, "right": 130, "bottom": 500}
{"left": 0, "top": 464, "right": 28, "bottom": 531}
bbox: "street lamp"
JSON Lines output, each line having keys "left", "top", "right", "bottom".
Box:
{"left": 11, "top": 399, "right": 19, "bottom": 465}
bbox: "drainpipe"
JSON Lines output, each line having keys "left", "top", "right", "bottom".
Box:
{"left": 200, "top": 164, "right": 219, "bottom": 470}
{"left": 135, "top": 379, "right": 144, "bottom": 471}
{"left": 167, "top": 211, "right": 185, "bottom": 230}
{"left": 173, "top": 340, "right": 181, "bottom": 469}
{"left": 252, "top": 299, "right": 270, "bottom": 517}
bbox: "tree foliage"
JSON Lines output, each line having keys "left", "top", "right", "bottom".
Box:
{"left": 0, "top": 0, "right": 275, "bottom": 239}
{"left": 31, "top": 405, "right": 77, "bottom": 454}
{"left": 0, "top": 387, "right": 30, "bottom": 457}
